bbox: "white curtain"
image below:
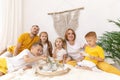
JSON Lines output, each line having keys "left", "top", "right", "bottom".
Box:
{"left": 0, "top": 0, "right": 23, "bottom": 51}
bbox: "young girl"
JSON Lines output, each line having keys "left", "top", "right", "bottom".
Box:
{"left": 39, "top": 32, "right": 53, "bottom": 57}
{"left": 53, "top": 37, "right": 67, "bottom": 63}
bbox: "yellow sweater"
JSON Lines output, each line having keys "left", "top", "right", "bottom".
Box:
{"left": 8, "top": 33, "right": 39, "bottom": 54}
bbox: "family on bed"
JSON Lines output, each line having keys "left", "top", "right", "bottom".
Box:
{"left": 0, "top": 25, "right": 120, "bottom": 76}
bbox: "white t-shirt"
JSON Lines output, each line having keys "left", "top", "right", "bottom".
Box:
{"left": 43, "top": 43, "right": 48, "bottom": 55}
{"left": 66, "top": 40, "right": 84, "bottom": 60}
{"left": 6, "top": 49, "right": 35, "bottom": 72}
{"left": 56, "top": 48, "right": 67, "bottom": 61}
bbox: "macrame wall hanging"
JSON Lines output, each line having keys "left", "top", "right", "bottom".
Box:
{"left": 48, "top": 7, "right": 84, "bottom": 38}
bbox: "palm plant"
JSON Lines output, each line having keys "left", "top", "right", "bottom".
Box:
{"left": 97, "top": 19, "right": 120, "bottom": 64}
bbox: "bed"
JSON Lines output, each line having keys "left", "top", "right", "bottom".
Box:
{"left": 0, "top": 64, "right": 120, "bottom": 80}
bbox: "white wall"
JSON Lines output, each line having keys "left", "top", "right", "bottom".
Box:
{"left": 23, "top": 0, "right": 120, "bottom": 44}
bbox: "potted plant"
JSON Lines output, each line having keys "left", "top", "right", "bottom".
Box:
{"left": 97, "top": 19, "right": 120, "bottom": 66}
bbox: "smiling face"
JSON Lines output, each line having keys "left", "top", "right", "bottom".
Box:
{"left": 65, "top": 28, "right": 76, "bottom": 41}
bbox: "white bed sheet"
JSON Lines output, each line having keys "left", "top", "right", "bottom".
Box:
{"left": 0, "top": 64, "right": 120, "bottom": 80}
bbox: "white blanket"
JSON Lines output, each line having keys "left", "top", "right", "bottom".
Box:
{"left": 0, "top": 65, "right": 120, "bottom": 80}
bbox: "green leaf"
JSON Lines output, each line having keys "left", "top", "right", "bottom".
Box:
{"left": 98, "top": 19, "right": 120, "bottom": 64}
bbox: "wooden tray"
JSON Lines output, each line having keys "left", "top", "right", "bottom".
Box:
{"left": 36, "top": 68, "right": 70, "bottom": 76}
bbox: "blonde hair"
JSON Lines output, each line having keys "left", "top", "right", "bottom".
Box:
{"left": 85, "top": 31, "right": 97, "bottom": 38}
{"left": 55, "top": 37, "right": 66, "bottom": 49}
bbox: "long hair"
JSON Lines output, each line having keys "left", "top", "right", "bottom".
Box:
{"left": 64, "top": 28, "right": 76, "bottom": 41}
{"left": 39, "top": 32, "right": 53, "bottom": 57}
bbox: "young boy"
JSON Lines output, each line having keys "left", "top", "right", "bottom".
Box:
{"left": 77, "top": 31, "right": 104, "bottom": 71}
{"left": 0, "top": 42, "right": 46, "bottom": 76}
{"left": 77, "top": 31, "right": 120, "bottom": 75}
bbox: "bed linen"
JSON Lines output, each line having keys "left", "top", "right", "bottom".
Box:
{"left": 0, "top": 64, "right": 120, "bottom": 80}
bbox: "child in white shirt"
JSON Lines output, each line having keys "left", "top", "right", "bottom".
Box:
{"left": 39, "top": 31, "right": 53, "bottom": 57}
{"left": 0, "top": 42, "right": 46, "bottom": 76}
{"left": 53, "top": 37, "right": 67, "bottom": 63}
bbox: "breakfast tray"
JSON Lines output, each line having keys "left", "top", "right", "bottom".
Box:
{"left": 36, "top": 68, "right": 70, "bottom": 76}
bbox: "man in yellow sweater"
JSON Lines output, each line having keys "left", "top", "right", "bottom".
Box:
{"left": 77, "top": 31, "right": 120, "bottom": 76}
{"left": 0, "top": 25, "right": 40, "bottom": 57}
